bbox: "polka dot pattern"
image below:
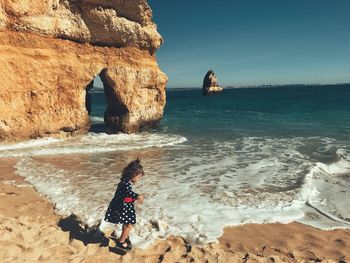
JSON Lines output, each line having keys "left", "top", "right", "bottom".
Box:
{"left": 104, "top": 180, "right": 138, "bottom": 225}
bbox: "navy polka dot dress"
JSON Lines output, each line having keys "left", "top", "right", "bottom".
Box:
{"left": 104, "top": 180, "right": 139, "bottom": 225}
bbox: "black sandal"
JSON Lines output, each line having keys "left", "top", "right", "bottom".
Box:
{"left": 116, "top": 241, "right": 131, "bottom": 251}
{"left": 125, "top": 236, "right": 132, "bottom": 248}
{"left": 111, "top": 233, "right": 132, "bottom": 246}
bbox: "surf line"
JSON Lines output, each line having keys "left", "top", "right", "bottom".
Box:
{"left": 306, "top": 201, "right": 350, "bottom": 226}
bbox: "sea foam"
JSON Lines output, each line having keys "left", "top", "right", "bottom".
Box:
{"left": 12, "top": 136, "right": 350, "bottom": 248}
{"left": 0, "top": 132, "right": 187, "bottom": 157}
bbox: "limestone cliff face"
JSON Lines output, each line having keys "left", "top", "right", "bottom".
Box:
{"left": 0, "top": 0, "right": 162, "bottom": 53}
{"left": 0, "top": 0, "right": 167, "bottom": 142}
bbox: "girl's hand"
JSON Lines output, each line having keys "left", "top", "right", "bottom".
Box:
{"left": 137, "top": 195, "right": 144, "bottom": 204}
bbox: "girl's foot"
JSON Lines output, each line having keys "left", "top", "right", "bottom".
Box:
{"left": 111, "top": 233, "right": 132, "bottom": 248}
{"left": 125, "top": 236, "right": 132, "bottom": 248}
{"left": 116, "top": 241, "right": 131, "bottom": 251}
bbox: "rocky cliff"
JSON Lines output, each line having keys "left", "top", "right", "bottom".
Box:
{"left": 0, "top": 0, "right": 167, "bottom": 141}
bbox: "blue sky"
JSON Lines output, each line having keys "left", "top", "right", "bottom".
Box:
{"left": 148, "top": 0, "right": 350, "bottom": 88}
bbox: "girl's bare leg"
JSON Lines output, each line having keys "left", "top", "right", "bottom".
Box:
{"left": 119, "top": 224, "right": 132, "bottom": 245}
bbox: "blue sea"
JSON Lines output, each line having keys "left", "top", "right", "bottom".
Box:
{"left": 1, "top": 84, "right": 350, "bottom": 247}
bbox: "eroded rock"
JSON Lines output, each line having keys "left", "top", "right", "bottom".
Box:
{"left": 0, "top": 0, "right": 162, "bottom": 53}
{"left": 202, "top": 70, "right": 224, "bottom": 96}
{"left": 0, "top": 0, "right": 167, "bottom": 142}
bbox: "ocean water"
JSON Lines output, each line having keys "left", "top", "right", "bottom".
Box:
{"left": 1, "top": 85, "right": 350, "bottom": 248}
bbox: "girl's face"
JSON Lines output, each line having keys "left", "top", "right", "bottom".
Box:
{"left": 130, "top": 172, "right": 143, "bottom": 184}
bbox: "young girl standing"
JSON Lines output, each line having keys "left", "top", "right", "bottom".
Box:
{"left": 104, "top": 159, "right": 145, "bottom": 250}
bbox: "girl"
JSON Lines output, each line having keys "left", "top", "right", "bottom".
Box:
{"left": 104, "top": 158, "right": 145, "bottom": 250}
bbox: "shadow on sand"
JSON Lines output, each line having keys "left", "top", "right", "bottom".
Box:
{"left": 58, "top": 214, "right": 128, "bottom": 255}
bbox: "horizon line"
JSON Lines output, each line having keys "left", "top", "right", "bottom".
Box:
{"left": 166, "top": 82, "right": 350, "bottom": 89}
{"left": 91, "top": 82, "right": 350, "bottom": 91}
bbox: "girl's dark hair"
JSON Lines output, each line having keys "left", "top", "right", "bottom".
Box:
{"left": 121, "top": 158, "right": 144, "bottom": 181}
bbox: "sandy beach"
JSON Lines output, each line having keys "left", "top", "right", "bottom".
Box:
{"left": 1, "top": 160, "right": 349, "bottom": 263}
{"left": 1, "top": 0, "right": 350, "bottom": 262}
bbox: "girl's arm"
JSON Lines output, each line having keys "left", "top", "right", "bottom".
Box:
{"left": 137, "top": 195, "right": 144, "bottom": 204}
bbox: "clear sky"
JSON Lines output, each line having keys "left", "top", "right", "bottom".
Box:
{"left": 148, "top": 0, "right": 350, "bottom": 88}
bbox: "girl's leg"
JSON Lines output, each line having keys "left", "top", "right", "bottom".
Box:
{"left": 98, "top": 219, "right": 110, "bottom": 233}
{"left": 119, "top": 224, "right": 133, "bottom": 243}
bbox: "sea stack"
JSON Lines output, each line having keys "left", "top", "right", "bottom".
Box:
{"left": 0, "top": 0, "right": 167, "bottom": 142}
{"left": 202, "top": 70, "right": 224, "bottom": 95}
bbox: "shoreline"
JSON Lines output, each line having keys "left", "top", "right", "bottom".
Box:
{"left": 1, "top": 161, "right": 349, "bottom": 262}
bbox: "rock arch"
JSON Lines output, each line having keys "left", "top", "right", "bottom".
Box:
{"left": 0, "top": 0, "right": 167, "bottom": 142}
{"left": 0, "top": 31, "right": 167, "bottom": 142}
{"left": 99, "top": 69, "right": 128, "bottom": 133}
{"left": 84, "top": 69, "right": 129, "bottom": 133}
{"left": 82, "top": 63, "right": 167, "bottom": 135}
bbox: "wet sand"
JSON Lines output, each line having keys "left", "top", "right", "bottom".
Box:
{"left": 0, "top": 160, "right": 349, "bottom": 262}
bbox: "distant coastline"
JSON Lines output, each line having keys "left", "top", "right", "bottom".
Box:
{"left": 89, "top": 83, "right": 350, "bottom": 92}
{"left": 167, "top": 82, "right": 350, "bottom": 91}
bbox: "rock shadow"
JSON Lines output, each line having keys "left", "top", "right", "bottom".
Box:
{"left": 88, "top": 123, "right": 107, "bottom": 133}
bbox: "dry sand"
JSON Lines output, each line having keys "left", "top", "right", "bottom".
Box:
{"left": 0, "top": 160, "right": 349, "bottom": 263}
